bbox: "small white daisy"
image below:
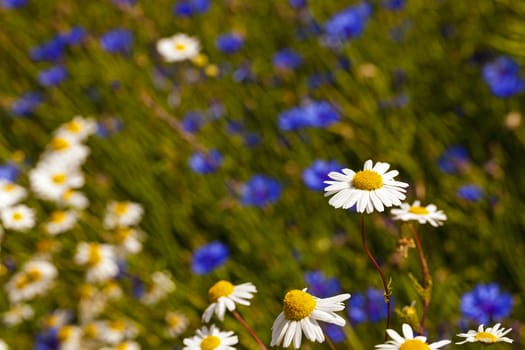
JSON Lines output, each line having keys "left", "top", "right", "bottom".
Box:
{"left": 60, "top": 189, "right": 89, "bottom": 210}
{"left": 57, "top": 325, "right": 83, "bottom": 350}
{"left": 183, "top": 324, "right": 238, "bottom": 350}
{"left": 6, "top": 260, "right": 58, "bottom": 303}
{"left": 157, "top": 33, "right": 200, "bottom": 62}
{"left": 54, "top": 116, "right": 98, "bottom": 142}
{"left": 100, "top": 341, "right": 141, "bottom": 350}
{"left": 2, "top": 303, "right": 34, "bottom": 326}
{"left": 456, "top": 323, "right": 513, "bottom": 344}
{"left": 202, "top": 280, "right": 257, "bottom": 322}
{"left": 44, "top": 209, "right": 77, "bottom": 235}
{"left": 40, "top": 134, "right": 90, "bottom": 167}
{"left": 74, "top": 242, "right": 119, "bottom": 283}
{"left": 324, "top": 160, "right": 409, "bottom": 213}
{"left": 270, "top": 288, "right": 350, "bottom": 349}
{"left": 391, "top": 200, "right": 447, "bottom": 227}
{"left": 375, "top": 323, "right": 451, "bottom": 350}
{"left": 165, "top": 311, "right": 189, "bottom": 338}
{"left": 140, "top": 271, "right": 176, "bottom": 305}
{"left": 0, "top": 180, "right": 27, "bottom": 209}
{"left": 114, "top": 227, "right": 144, "bottom": 255}
{"left": 29, "top": 163, "right": 84, "bottom": 201}
{"left": 103, "top": 201, "right": 144, "bottom": 229}
{"left": 96, "top": 319, "right": 138, "bottom": 345}
{"left": 1, "top": 204, "right": 35, "bottom": 231}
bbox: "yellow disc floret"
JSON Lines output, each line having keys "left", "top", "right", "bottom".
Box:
{"left": 283, "top": 289, "right": 316, "bottom": 321}
{"left": 114, "top": 202, "right": 129, "bottom": 216}
{"left": 408, "top": 206, "right": 429, "bottom": 215}
{"left": 50, "top": 137, "right": 70, "bottom": 151}
{"left": 399, "top": 339, "right": 431, "bottom": 350}
{"left": 474, "top": 332, "right": 498, "bottom": 343}
{"left": 50, "top": 210, "right": 67, "bottom": 223}
{"left": 200, "top": 335, "right": 221, "bottom": 350}
{"left": 51, "top": 173, "right": 67, "bottom": 185}
{"left": 352, "top": 170, "right": 382, "bottom": 191}
{"left": 87, "top": 244, "right": 102, "bottom": 266}
{"left": 208, "top": 280, "right": 234, "bottom": 302}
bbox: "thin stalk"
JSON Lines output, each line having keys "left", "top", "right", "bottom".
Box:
{"left": 408, "top": 223, "right": 432, "bottom": 333}
{"left": 232, "top": 310, "right": 268, "bottom": 350}
{"left": 359, "top": 215, "right": 391, "bottom": 340}
{"left": 323, "top": 330, "right": 337, "bottom": 350}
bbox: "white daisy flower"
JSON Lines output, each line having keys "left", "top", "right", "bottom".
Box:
{"left": 157, "top": 33, "right": 200, "bottom": 62}
{"left": 456, "top": 323, "right": 513, "bottom": 344}
{"left": 6, "top": 260, "right": 58, "bottom": 303}
{"left": 114, "top": 227, "right": 144, "bottom": 255}
{"left": 54, "top": 116, "right": 98, "bottom": 142}
{"left": 29, "top": 163, "right": 84, "bottom": 201}
{"left": 96, "top": 319, "right": 138, "bottom": 345}
{"left": 391, "top": 200, "right": 447, "bottom": 227}
{"left": 103, "top": 201, "right": 144, "bottom": 229}
{"left": 202, "top": 280, "right": 257, "bottom": 322}
{"left": 74, "top": 242, "right": 119, "bottom": 283}
{"left": 165, "top": 311, "right": 189, "bottom": 338}
{"left": 60, "top": 189, "right": 89, "bottom": 210}
{"left": 42, "top": 309, "right": 72, "bottom": 329}
{"left": 270, "top": 288, "right": 350, "bottom": 349}
{"left": 100, "top": 341, "right": 141, "bottom": 350}
{"left": 183, "top": 324, "right": 238, "bottom": 350}
{"left": 44, "top": 209, "right": 77, "bottom": 235}
{"left": 40, "top": 134, "right": 90, "bottom": 167}
{"left": 0, "top": 180, "right": 27, "bottom": 209}
{"left": 0, "top": 339, "right": 7, "bottom": 350}
{"left": 140, "top": 271, "right": 176, "bottom": 305}
{"left": 324, "top": 160, "right": 409, "bottom": 213}
{"left": 57, "top": 325, "right": 83, "bottom": 350}
{"left": 2, "top": 303, "right": 34, "bottom": 326}
{"left": 1, "top": 204, "right": 35, "bottom": 231}
{"left": 375, "top": 323, "right": 451, "bottom": 350}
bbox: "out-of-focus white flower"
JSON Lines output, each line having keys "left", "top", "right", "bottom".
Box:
{"left": 29, "top": 163, "right": 84, "bottom": 201}
{"left": 456, "top": 323, "right": 513, "bottom": 344}
{"left": 140, "top": 271, "right": 176, "bottom": 305}
{"left": 40, "top": 134, "right": 90, "bottom": 167}
{"left": 104, "top": 201, "right": 143, "bottom": 229}
{"left": 375, "top": 323, "right": 451, "bottom": 350}
{"left": 0, "top": 180, "right": 27, "bottom": 209}
{"left": 183, "top": 324, "right": 238, "bottom": 350}
{"left": 6, "top": 260, "right": 58, "bottom": 303}
{"left": 157, "top": 33, "right": 200, "bottom": 62}
{"left": 2, "top": 303, "right": 34, "bottom": 326}
{"left": 54, "top": 116, "right": 98, "bottom": 142}
{"left": 44, "top": 209, "right": 77, "bottom": 235}
{"left": 1, "top": 204, "right": 35, "bottom": 231}
{"left": 57, "top": 325, "right": 83, "bottom": 350}
{"left": 114, "top": 227, "right": 144, "bottom": 255}
{"left": 165, "top": 311, "right": 189, "bottom": 338}
{"left": 0, "top": 339, "right": 8, "bottom": 350}
{"left": 99, "top": 341, "right": 141, "bottom": 350}
{"left": 391, "top": 200, "right": 447, "bottom": 227}
{"left": 74, "top": 242, "right": 119, "bottom": 283}
{"left": 95, "top": 319, "right": 138, "bottom": 345}
{"left": 60, "top": 189, "right": 89, "bottom": 210}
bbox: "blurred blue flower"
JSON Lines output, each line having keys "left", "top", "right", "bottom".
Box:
{"left": 304, "top": 270, "right": 342, "bottom": 298}
{"left": 348, "top": 287, "right": 388, "bottom": 324}
{"left": 289, "top": 0, "right": 306, "bottom": 8}
{"left": 456, "top": 184, "right": 484, "bottom": 202}
{"left": 383, "top": 0, "right": 406, "bottom": 11}
{"left": 438, "top": 145, "right": 470, "bottom": 174}
{"left": 173, "top": 0, "right": 209, "bottom": 16}
{"left": 0, "top": 163, "right": 20, "bottom": 182}
{"left": 482, "top": 56, "right": 525, "bottom": 98}
{"left": 191, "top": 241, "right": 229, "bottom": 274}
{"left": 308, "top": 72, "right": 335, "bottom": 90}
{"left": 182, "top": 111, "right": 206, "bottom": 133}
{"left": 38, "top": 65, "right": 67, "bottom": 87}
{"left": 112, "top": 0, "right": 136, "bottom": 6}
{"left": 278, "top": 107, "right": 307, "bottom": 131}
{"left": 244, "top": 132, "right": 262, "bottom": 148}
{"left": 273, "top": 49, "right": 303, "bottom": 71}
{"left": 302, "top": 160, "right": 344, "bottom": 191}
{"left": 34, "top": 328, "right": 60, "bottom": 350}
{"left": 325, "top": 2, "right": 372, "bottom": 43}
{"left": 189, "top": 149, "right": 223, "bottom": 174}
{"left": 322, "top": 323, "right": 346, "bottom": 343}
{"left": 216, "top": 33, "right": 244, "bottom": 54}
{"left": 1, "top": 0, "right": 27, "bottom": 8}
{"left": 241, "top": 175, "right": 281, "bottom": 207}
{"left": 10, "top": 92, "right": 44, "bottom": 117}
{"left": 99, "top": 28, "right": 133, "bottom": 54}
{"left": 131, "top": 276, "right": 146, "bottom": 298}
{"left": 233, "top": 63, "right": 255, "bottom": 83}
{"left": 304, "top": 100, "right": 340, "bottom": 128}
{"left": 60, "top": 26, "right": 86, "bottom": 45}
{"left": 30, "top": 36, "right": 66, "bottom": 62}
{"left": 460, "top": 283, "right": 513, "bottom": 324}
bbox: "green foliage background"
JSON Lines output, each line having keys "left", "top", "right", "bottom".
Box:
{"left": 1, "top": 0, "right": 524, "bottom": 348}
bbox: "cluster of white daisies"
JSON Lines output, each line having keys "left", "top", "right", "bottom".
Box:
{"left": 0, "top": 117, "right": 183, "bottom": 349}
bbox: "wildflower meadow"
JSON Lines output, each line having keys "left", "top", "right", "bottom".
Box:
{"left": 1, "top": 0, "right": 525, "bottom": 349}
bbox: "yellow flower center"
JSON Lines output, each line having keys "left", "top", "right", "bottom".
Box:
{"left": 114, "top": 202, "right": 129, "bottom": 216}
{"left": 116, "top": 343, "right": 129, "bottom": 350}
{"left": 63, "top": 189, "right": 74, "bottom": 200}
{"left": 399, "top": 339, "right": 431, "bottom": 350}
{"left": 283, "top": 289, "right": 316, "bottom": 321}
{"left": 50, "top": 210, "right": 67, "bottom": 223}
{"left": 16, "top": 268, "right": 42, "bottom": 289}
{"left": 58, "top": 325, "right": 74, "bottom": 342}
{"left": 109, "top": 320, "right": 126, "bottom": 332}
{"left": 208, "top": 280, "right": 234, "bottom": 302}
{"left": 50, "top": 137, "right": 70, "bottom": 151}
{"left": 65, "top": 120, "right": 82, "bottom": 133}
{"left": 87, "top": 244, "right": 102, "bottom": 266}
{"left": 115, "top": 227, "right": 132, "bottom": 242}
{"left": 12, "top": 212, "right": 23, "bottom": 221}
{"left": 474, "top": 332, "right": 498, "bottom": 343}
{"left": 3, "top": 183, "right": 15, "bottom": 192}
{"left": 167, "top": 313, "right": 182, "bottom": 327}
{"left": 175, "top": 43, "right": 186, "bottom": 51}
{"left": 408, "top": 206, "right": 429, "bottom": 215}
{"left": 200, "top": 335, "right": 221, "bottom": 350}
{"left": 83, "top": 323, "right": 98, "bottom": 338}
{"left": 52, "top": 173, "right": 67, "bottom": 185}
{"left": 352, "top": 170, "right": 383, "bottom": 191}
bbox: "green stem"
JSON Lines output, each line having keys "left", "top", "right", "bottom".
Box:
{"left": 232, "top": 310, "right": 268, "bottom": 350}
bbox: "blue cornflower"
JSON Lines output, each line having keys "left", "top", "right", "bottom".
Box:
{"left": 308, "top": 72, "right": 335, "bottom": 90}
{"left": 273, "top": 49, "right": 303, "bottom": 71}
{"left": 38, "top": 65, "right": 67, "bottom": 87}
{"left": 278, "top": 107, "right": 309, "bottom": 131}
{"left": 482, "top": 56, "right": 525, "bottom": 98}
{"left": 438, "top": 145, "right": 470, "bottom": 174}
{"left": 348, "top": 288, "right": 388, "bottom": 324}
{"left": 10, "top": 92, "right": 44, "bottom": 117}
{"left": 0, "top": 163, "right": 20, "bottom": 182}
{"left": 34, "top": 327, "right": 60, "bottom": 350}
{"left": 1, "top": 0, "right": 27, "bottom": 8}
{"left": 30, "top": 36, "right": 66, "bottom": 62}
{"left": 302, "top": 160, "right": 344, "bottom": 191}
{"left": 303, "top": 100, "right": 340, "bottom": 128}
{"left": 233, "top": 63, "right": 255, "bottom": 83}
{"left": 325, "top": 2, "right": 372, "bottom": 43}
{"left": 99, "top": 28, "right": 133, "bottom": 54}
{"left": 289, "top": 0, "right": 307, "bottom": 8}
{"left": 173, "top": 0, "right": 209, "bottom": 16}
{"left": 244, "top": 132, "right": 262, "bottom": 148}
{"left": 191, "top": 241, "right": 229, "bottom": 275}
{"left": 460, "top": 283, "right": 513, "bottom": 324}
{"left": 182, "top": 111, "right": 206, "bottom": 133}
{"left": 456, "top": 184, "right": 484, "bottom": 202}
{"left": 60, "top": 26, "right": 86, "bottom": 45}
{"left": 240, "top": 175, "right": 281, "bottom": 207}
{"left": 216, "top": 33, "right": 244, "bottom": 54}
{"left": 304, "top": 270, "right": 342, "bottom": 298}
{"left": 383, "top": 0, "right": 406, "bottom": 11}
{"left": 322, "top": 323, "right": 346, "bottom": 343}
{"left": 189, "top": 149, "right": 223, "bottom": 174}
